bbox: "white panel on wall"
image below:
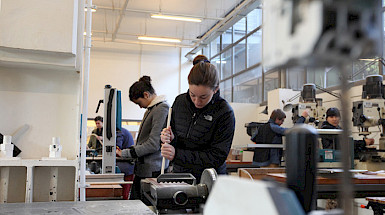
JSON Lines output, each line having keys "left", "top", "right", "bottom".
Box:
{"left": 0, "top": 0, "right": 78, "bottom": 54}
{"left": 89, "top": 42, "right": 183, "bottom": 120}
{"left": 268, "top": 88, "right": 300, "bottom": 128}
{"left": 229, "top": 103, "right": 260, "bottom": 147}
{"left": 180, "top": 48, "right": 193, "bottom": 94}
{"left": 0, "top": 68, "right": 80, "bottom": 159}
{"left": 89, "top": 42, "right": 142, "bottom": 120}
{"left": 141, "top": 45, "right": 180, "bottom": 107}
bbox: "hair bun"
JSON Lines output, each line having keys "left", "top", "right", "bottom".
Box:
{"left": 139, "top": 76, "right": 152, "bottom": 83}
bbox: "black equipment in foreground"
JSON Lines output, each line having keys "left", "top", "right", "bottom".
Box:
{"left": 141, "top": 168, "right": 217, "bottom": 213}
{"left": 285, "top": 124, "right": 318, "bottom": 213}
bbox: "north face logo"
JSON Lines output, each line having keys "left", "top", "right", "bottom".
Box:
{"left": 204, "top": 115, "right": 213, "bottom": 121}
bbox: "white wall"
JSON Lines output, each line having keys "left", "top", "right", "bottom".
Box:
{"left": 229, "top": 103, "right": 263, "bottom": 147}
{"left": 0, "top": 67, "right": 80, "bottom": 159}
{"left": 88, "top": 41, "right": 191, "bottom": 120}
{"left": 0, "top": 0, "right": 82, "bottom": 159}
{"left": 0, "top": 0, "right": 78, "bottom": 54}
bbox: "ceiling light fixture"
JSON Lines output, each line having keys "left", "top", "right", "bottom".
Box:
{"left": 151, "top": 14, "right": 202, "bottom": 23}
{"left": 138, "top": 36, "right": 181, "bottom": 43}
{"left": 84, "top": 5, "right": 97, "bottom": 12}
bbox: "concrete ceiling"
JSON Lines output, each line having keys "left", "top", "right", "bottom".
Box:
{"left": 90, "top": 0, "right": 245, "bottom": 47}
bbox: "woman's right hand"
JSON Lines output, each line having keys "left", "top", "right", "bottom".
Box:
{"left": 116, "top": 148, "right": 122, "bottom": 157}
{"left": 161, "top": 126, "right": 174, "bottom": 144}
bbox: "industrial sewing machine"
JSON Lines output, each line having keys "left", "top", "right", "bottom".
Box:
{"left": 352, "top": 75, "right": 385, "bottom": 168}
{"left": 352, "top": 75, "right": 385, "bottom": 147}
{"left": 284, "top": 83, "right": 327, "bottom": 128}
{"left": 141, "top": 168, "right": 217, "bottom": 213}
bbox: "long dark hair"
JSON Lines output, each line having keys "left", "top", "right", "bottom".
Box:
{"left": 129, "top": 76, "right": 155, "bottom": 101}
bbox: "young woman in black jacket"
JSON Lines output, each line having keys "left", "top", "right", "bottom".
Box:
{"left": 160, "top": 61, "right": 235, "bottom": 182}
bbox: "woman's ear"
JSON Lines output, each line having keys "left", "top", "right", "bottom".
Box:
{"left": 213, "top": 87, "right": 219, "bottom": 94}
{"left": 143, "top": 91, "right": 150, "bottom": 99}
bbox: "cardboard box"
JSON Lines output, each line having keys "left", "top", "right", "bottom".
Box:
{"left": 241, "top": 151, "right": 254, "bottom": 162}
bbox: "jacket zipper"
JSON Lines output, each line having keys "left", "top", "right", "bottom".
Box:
{"left": 186, "top": 113, "right": 197, "bottom": 138}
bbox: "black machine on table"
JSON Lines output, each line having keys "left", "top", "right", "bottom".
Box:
{"left": 141, "top": 168, "right": 217, "bottom": 213}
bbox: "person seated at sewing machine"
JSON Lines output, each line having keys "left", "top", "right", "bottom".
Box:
{"left": 320, "top": 107, "right": 374, "bottom": 154}
{"left": 116, "top": 127, "right": 135, "bottom": 200}
{"left": 160, "top": 61, "right": 235, "bottom": 183}
{"left": 87, "top": 116, "right": 103, "bottom": 155}
{"left": 252, "top": 109, "right": 308, "bottom": 167}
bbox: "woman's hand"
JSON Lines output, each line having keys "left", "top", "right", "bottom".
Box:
{"left": 301, "top": 109, "right": 309, "bottom": 118}
{"left": 365, "top": 138, "right": 375, "bottom": 146}
{"left": 116, "top": 148, "right": 122, "bottom": 157}
{"left": 160, "top": 126, "right": 174, "bottom": 144}
{"left": 161, "top": 143, "right": 175, "bottom": 161}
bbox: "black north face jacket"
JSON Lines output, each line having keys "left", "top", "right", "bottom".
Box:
{"left": 169, "top": 90, "right": 235, "bottom": 182}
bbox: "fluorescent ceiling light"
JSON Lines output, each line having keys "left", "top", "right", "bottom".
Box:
{"left": 84, "top": 8, "right": 96, "bottom": 12}
{"left": 138, "top": 36, "right": 181, "bottom": 43}
{"left": 359, "top": 58, "right": 378, "bottom": 61}
{"left": 84, "top": 5, "right": 97, "bottom": 12}
{"left": 151, "top": 14, "right": 201, "bottom": 23}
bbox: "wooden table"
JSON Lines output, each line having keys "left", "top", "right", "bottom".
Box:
{"left": 267, "top": 173, "right": 385, "bottom": 199}
{"left": 226, "top": 161, "right": 259, "bottom": 173}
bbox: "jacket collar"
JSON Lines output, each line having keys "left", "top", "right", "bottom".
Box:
{"left": 147, "top": 95, "right": 166, "bottom": 109}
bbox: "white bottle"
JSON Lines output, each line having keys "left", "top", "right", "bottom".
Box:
{"left": 1, "top": 135, "right": 14, "bottom": 158}
{"left": 49, "top": 137, "right": 62, "bottom": 158}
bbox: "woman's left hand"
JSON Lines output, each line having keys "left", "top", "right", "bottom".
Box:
{"left": 161, "top": 143, "right": 175, "bottom": 161}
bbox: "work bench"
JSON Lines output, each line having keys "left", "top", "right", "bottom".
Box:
{"left": 0, "top": 200, "right": 155, "bottom": 214}
{"left": 267, "top": 173, "right": 385, "bottom": 199}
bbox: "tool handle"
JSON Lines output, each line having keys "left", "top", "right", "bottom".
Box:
{"left": 161, "top": 108, "right": 172, "bottom": 174}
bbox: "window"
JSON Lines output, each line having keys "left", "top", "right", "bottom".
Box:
{"left": 222, "top": 27, "right": 232, "bottom": 50}
{"left": 247, "top": 9, "right": 262, "bottom": 33}
{"left": 351, "top": 59, "right": 380, "bottom": 81}
{"left": 287, "top": 67, "right": 306, "bottom": 91}
{"left": 247, "top": 30, "right": 262, "bottom": 67}
{"left": 198, "top": 3, "right": 385, "bottom": 105}
{"left": 210, "top": 37, "right": 220, "bottom": 58}
{"left": 234, "top": 40, "right": 246, "bottom": 73}
{"left": 202, "top": 46, "right": 209, "bottom": 58}
{"left": 221, "top": 49, "right": 233, "bottom": 79}
{"left": 325, "top": 67, "right": 340, "bottom": 88}
{"left": 233, "top": 66, "right": 263, "bottom": 103}
{"left": 307, "top": 67, "right": 326, "bottom": 88}
{"left": 264, "top": 71, "right": 279, "bottom": 101}
{"left": 234, "top": 18, "right": 246, "bottom": 42}
{"left": 220, "top": 79, "right": 232, "bottom": 102}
